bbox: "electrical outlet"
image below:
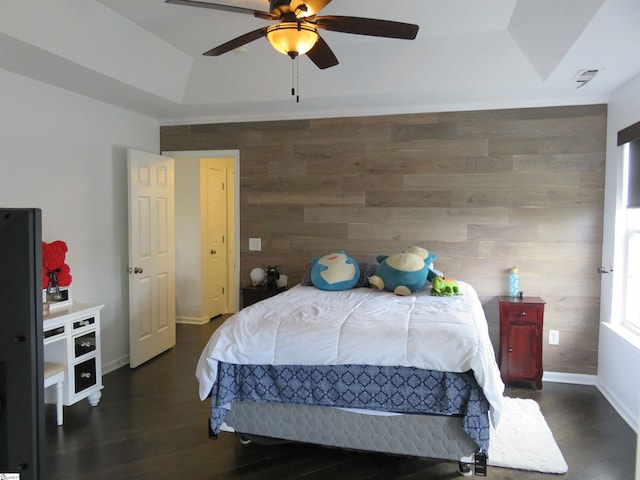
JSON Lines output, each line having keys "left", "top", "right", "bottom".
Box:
{"left": 549, "top": 330, "right": 560, "bottom": 345}
{"left": 248, "top": 238, "right": 261, "bottom": 251}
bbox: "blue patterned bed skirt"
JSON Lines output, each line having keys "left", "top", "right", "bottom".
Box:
{"left": 210, "top": 362, "right": 490, "bottom": 452}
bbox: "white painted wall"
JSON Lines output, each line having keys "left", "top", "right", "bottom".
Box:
{"left": 0, "top": 68, "right": 160, "bottom": 372}
{"left": 598, "top": 71, "right": 640, "bottom": 432}
{"left": 174, "top": 157, "right": 204, "bottom": 323}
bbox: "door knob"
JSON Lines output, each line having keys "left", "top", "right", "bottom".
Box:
{"left": 134, "top": 267, "right": 143, "bottom": 274}
{"left": 210, "top": 249, "right": 217, "bottom": 255}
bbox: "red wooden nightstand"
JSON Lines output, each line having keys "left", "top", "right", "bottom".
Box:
{"left": 498, "top": 296, "right": 546, "bottom": 389}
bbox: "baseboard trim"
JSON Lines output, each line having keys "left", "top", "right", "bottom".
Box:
{"left": 542, "top": 371, "right": 597, "bottom": 386}
{"left": 543, "top": 372, "right": 637, "bottom": 431}
{"left": 102, "top": 355, "right": 130, "bottom": 375}
{"left": 597, "top": 380, "right": 639, "bottom": 432}
{"left": 176, "top": 316, "right": 210, "bottom": 325}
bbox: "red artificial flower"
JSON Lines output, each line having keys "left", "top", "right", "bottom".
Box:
{"left": 42, "top": 240, "right": 72, "bottom": 289}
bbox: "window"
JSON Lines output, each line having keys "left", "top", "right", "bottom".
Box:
{"left": 621, "top": 139, "right": 640, "bottom": 333}
{"left": 623, "top": 208, "right": 640, "bottom": 333}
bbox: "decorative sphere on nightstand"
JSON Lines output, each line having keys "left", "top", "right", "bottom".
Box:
{"left": 250, "top": 267, "right": 266, "bottom": 286}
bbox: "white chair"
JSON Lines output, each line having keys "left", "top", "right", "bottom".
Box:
{"left": 44, "top": 362, "right": 65, "bottom": 426}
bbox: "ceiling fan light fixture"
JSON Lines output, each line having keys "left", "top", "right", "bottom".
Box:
{"left": 266, "top": 22, "right": 319, "bottom": 58}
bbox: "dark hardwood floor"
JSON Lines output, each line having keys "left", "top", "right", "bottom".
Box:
{"left": 45, "top": 318, "right": 637, "bottom": 480}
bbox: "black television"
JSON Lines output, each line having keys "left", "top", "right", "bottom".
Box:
{"left": 0, "top": 208, "right": 44, "bottom": 480}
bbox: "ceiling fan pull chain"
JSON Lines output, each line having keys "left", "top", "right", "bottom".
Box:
{"left": 296, "top": 56, "right": 300, "bottom": 103}
{"left": 290, "top": 56, "right": 301, "bottom": 103}
{"left": 291, "top": 59, "right": 295, "bottom": 97}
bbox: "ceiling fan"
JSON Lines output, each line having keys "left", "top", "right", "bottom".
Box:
{"left": 165, "top": 0, "right": 420, "bottom": 69}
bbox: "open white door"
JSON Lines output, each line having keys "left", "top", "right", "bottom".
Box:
{"left": 127, "top": 149, "right": 176, "bottom": 368}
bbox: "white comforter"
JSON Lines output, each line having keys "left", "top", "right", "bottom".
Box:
{"left": 196, "top": 282, "right": 505, "bottom": 426}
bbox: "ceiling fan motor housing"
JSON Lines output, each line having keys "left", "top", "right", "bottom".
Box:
{"left": 270, "top": 0, "right": 295, "bottom": 15}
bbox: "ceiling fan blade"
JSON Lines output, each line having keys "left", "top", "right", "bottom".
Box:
{"left": 204, "top": 27, "right": 268, "bottom": 56}
{"left": 306, "top": 35, "right": 339, "bottom": 69}
{"left": 315, "top": 15, "right": 419, "bottom": 39}
{"left": 165, "top": 0, "right": 277, "bottom": 20}
{"left": 290, "top": 0, "right": 332, "bottom": 17}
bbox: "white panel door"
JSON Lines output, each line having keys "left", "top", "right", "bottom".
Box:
{"left": 127, "top": 149, "right": 176, "bottom": 368}
{"left": 205, "top": 162, "right": 227, "bottom": 318}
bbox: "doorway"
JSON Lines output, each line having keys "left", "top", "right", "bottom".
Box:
{"left": 165, "top": 150, "right": 240, "bottom": 323}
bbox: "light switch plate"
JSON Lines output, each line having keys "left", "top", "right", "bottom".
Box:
{"left": 249, "top": 238, "right": 261, "bottom": 251}
{"left": 549, "top": 330, "right": 560, "bottom": 345}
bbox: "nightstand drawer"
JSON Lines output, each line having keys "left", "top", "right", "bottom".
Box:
{"left": 503, "top": 304, "right": 539, "bottom": 322}
{"left": 241, "top": 286, "right": 286, "bottom": 308}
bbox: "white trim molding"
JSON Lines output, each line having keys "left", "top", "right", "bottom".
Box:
{"left": 176, "top": 315, "right": 210, "bottom": 325}
{"left": 102, "top": 355, "right": 130, "bottom": 375}
{"left": 542, "top": 371, "right": 597, "bottom": 386}
{"left": 542, "top": 369, "right": 639, "bottom": 432}
{"left": 598, "top": 379, "right": 639, "bottom": 432}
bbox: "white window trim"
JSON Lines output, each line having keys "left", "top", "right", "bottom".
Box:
{"left": 618, "top": 143, "right": 640, "bottom": 337}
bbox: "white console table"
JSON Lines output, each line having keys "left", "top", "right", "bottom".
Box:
{"left": 43, "top": 303, "right": 104, "bottom": 407}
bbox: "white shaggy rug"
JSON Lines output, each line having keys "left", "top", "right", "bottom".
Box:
{"left": 488, "top": 397, "right": 569, "bottom": 474}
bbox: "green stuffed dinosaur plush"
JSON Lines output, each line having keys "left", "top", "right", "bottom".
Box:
{"left": 431, "top": 275, "right": 461, "bottom": 297}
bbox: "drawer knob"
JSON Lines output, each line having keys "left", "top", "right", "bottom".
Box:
{"left": 519, "top": 311, "right": 527, "bottom": 317}
{"left": 508, "top": 348, "right": 513, "bottom": 353}
{"left": 80, "top": 372, "right": 92, "bottom": 379}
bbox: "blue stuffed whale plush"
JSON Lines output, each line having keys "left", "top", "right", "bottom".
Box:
{"left": 368, "top": 246, "right": 437, "bottom": 296}
{"left": 310, "top": 251, "right": 360, "bottom": 291}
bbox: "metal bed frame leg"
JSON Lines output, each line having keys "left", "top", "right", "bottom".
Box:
{"left": 458, "top": 451, "right": 487, "bottom": 477}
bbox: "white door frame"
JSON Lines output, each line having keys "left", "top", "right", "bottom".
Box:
{"left": 163, "top": 149, "right": 240, "bottom": 312}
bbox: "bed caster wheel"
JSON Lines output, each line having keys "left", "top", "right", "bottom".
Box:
{"left": 457, "top": 460, "right": 472, "bottom": 477}
{"left": 236, "top": 433, "right": 252, "bottom": 445}
{"left": 458, "top": 455, "right": 473, "bottom": 477}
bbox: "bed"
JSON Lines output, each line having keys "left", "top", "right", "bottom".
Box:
{"left": 195, "top": 281, "right": 504, "bottom": 474}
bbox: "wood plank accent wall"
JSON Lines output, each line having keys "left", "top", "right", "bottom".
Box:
{"left": 161, "top": 104, "right": 607, "bottom": 375}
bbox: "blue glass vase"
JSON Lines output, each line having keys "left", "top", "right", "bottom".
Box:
{"left": 509, "top": 266, "right": 519, "bottom": 297}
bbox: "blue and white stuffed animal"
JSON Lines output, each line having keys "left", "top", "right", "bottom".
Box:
{"left": 368, "top": 246, "right": 437, "bottom": 296}
{"left": 310, "top": 251, "right": 360, "bottom": 291}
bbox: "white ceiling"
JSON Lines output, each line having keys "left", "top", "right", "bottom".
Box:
{"left": 1, "top": 0, "right": 639, "bottom": 124}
